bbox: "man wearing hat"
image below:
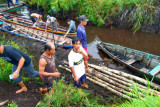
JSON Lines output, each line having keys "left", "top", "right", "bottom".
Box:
{"left": 45, "top": 15, "right": 59, "bottom": 32}
{"left": 77, "top": 15, "right": 90, "bottom": 73}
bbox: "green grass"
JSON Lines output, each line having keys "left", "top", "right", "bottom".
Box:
{"left": 36, "top": 77, "right": 106, "bottom": 107}
{"left": 8, "top": 101, "right": 18, "bottom": 107}
{"left": 118, "top": 79, "right": 160, "bottom": 107}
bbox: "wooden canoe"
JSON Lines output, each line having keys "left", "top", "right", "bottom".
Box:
{"left": 0, "top": 18, "right": 73, "bottom": 49}
{"left": 0, "top": 4, "right": 22, "bottom": 14}
{"left": 97, "top": 39, "right": 160, "bottom": 82}
{"left": 1, "top": 12, "right": 77, "bottom": 38}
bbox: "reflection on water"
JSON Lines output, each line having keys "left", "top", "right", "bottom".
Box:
{"left": 16, "top": 6, "right": 160, "bottom": 60}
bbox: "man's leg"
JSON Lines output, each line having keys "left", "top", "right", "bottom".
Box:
{"left": 51, "top": 22, "right": 55, "bottom": 32}
{"left": 7, "top": 0, "right": 10, "bottom": 8}
{"left": 12, "top": 65, "right": 27, "bottom": 93}
{"left": 80, "top": 74, "right": 88, "bottom": 88}
{"left": 22, "top": 61, "right": 39, "bottom": 78}
{"left": 9, "top": 0, "right": 15, "bottom": 7}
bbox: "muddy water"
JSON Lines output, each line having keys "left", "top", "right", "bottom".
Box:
{"left": 17, "top": 6, "right": 160, "bottom": 60}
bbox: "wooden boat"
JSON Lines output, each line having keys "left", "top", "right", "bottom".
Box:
{"left": 0, "top": 18, "right": 73, "bottom": 49}
{"left": 97, "top": 39, "right": 160, "bottom": 82}
{"left": 0, "top": 4, "right": 22, "bottom": 14}
{"left": 0, "top": 12, "right": 77, "bottom": 38}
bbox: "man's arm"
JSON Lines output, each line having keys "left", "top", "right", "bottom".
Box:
{"left": 13, "top": 57, "right": 25, "bottom": 79}
{"left": 39, "top": 58, "right": 60, "bottom": 77}
{"left": 70, "top": 67, "right": 79, "bottom": 83}
{"left": 78, "top": 47, "right": 88, "bottom": 59}
{"left": 64, "top": 30, "right": 70, "bottom": 37}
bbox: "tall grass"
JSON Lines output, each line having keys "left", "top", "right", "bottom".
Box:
{"left": 118, "top": 79, "right": 160, "bottom": 107}
{"left": 36, "top": 77, "right": 106, "bottom": 107}
{"left": 0, "top": 35, "right": 33, "bottom": 83}
{"left": 23, "top": 0, "right": 159, "bottom": 32}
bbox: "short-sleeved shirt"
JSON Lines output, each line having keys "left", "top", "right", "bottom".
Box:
{"left": 77, "top": 24, "right": 87, "bottom": 48}
{"left": 0, "top": 46, "right": 31, "bottom": 67}
{"left": 68, "top": 46, "right": 87, "bottom": 78}
{"left": 46, "top": 17, "right": 56, "bottom": 26}
{"left": 68, "top": 20, "right": 76, "bottom": 33}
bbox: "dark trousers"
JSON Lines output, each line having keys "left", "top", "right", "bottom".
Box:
{"left": 7, "top": 0, "right": 14, "bottom": 8}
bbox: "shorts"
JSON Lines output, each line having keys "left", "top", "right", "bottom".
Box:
{"left": 30, "top": 16, "right": 36, "bottom": 23}
{"left": 74, "top": 74, "right": 86, "bottom": 88}
{"left": 84, "top": 47, "right": 88, "bottom": 61}
{"left": 45, "top": 82, "right": 53, "bottom": 92}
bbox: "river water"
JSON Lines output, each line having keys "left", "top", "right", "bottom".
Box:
{"left": 16, "top": 6, "right": 160, "bottom": 60}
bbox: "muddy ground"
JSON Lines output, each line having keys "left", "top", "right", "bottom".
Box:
{"left": 0, "top": 33, "right": 131, "bottom": 106}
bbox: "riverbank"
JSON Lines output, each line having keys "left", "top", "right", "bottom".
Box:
{"left": 23, "top": 0, "right": 160, "bottom": 33}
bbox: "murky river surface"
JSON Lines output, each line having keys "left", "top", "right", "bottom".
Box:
{"left": 17, "top": 6, "right": 160, "bottom": 60}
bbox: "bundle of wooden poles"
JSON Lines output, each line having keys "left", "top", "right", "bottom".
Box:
{"left": 59, "top": 61, "right": 160, "bottom": 100}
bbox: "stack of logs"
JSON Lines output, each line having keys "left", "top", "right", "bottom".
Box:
{"left": 59, "top": 61, "right": 160, "bottom": 100}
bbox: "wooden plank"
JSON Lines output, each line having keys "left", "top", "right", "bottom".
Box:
{"left": 140, "top": 68, "right": 150, "bottom": 73}
{"left": 125, "top": 59, "right": 137, "bottom": 65}
{"left": 149, "top": 64, "right": 160, "bottom": 76}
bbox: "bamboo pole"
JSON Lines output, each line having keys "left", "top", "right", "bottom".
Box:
{"left": 62, "top": 63, "right": 160, "bottom": 96}
{"left": 0, "top": 100, "right": 9, "bottom": 106}
{"left": 88, "top": 63, "right": 160, "bottom": 90}
{"left": 59, "top": 65, "right": 131, "bottom": 100}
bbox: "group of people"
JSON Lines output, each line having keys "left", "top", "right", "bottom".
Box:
{"left": 30, "top": 13, "right": 76, "bottom": 37}
{"left": 0, "top": 14, "right": 90, "bottom": 94}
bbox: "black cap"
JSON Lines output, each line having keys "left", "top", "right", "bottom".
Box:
{"left": 79, "top": 15, "right": 89, "bottom": 22}
{"left": 72, "top": 37, "right": 80, "bottom": 44}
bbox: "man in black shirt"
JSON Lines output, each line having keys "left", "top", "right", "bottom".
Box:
{"left": 0, "top": 45, "right": 39, "bottom": 93}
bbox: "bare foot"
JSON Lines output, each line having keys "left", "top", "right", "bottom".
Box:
{"left": 16, "top": 87, "right": 27, "bottom": 94}
{"left": 81, "top": 83, "right": 88, "bottom": 88}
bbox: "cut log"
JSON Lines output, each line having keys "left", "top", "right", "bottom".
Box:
{"left": 88, "top": 63, "right": 160, "bottom": 90}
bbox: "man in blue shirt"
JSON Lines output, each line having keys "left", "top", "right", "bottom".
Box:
{"left": 64, "top": 19, "right": 76, "bottom": 37}
{"left": 77, "top": 15, "right": 90, "bottom": 73}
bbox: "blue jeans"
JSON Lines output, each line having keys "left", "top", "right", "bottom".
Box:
{"left": 12, "top": 61, "right": 39, "bottom": 83}
{"left": 7, "top": 0, "right": 14, "bottom": 8}
{"left": 74, "top": 74, "right": 86, "bottom": 88}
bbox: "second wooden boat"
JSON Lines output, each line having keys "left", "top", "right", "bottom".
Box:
{"left": 97, "top": 38, "right": 160, "bottom": 82}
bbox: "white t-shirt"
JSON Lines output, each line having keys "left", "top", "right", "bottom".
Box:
{"left": 68, "top": 46, "right": 87, "bottom": 78}
{"left": 46, "top": 17, "right": 56, "bottom": 25}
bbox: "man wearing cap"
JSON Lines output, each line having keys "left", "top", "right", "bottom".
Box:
{"left": 64, "top": 19, "right": 76, "bottom": 37}
{"left": 0, "top": 44, "right": 39, "bottom": 93}
{"left": 77, "top": 15, "right": 90, "bottom": 73}
{"left": 68, "top": 37, "right": 89, "bottom": 88}
{"left": 45, "top": 15, "right": 59, "bottom": 32}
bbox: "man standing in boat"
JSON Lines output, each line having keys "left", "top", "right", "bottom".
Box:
{"left": 0, "top": 44, "right": 39, "bottom": 93}
{"left": 45, "top": 15, "right": 59, "bottom": 32}
{"left": 64, "top": 19, "right": 76, "bottom": 37}
{"left": 68, "top": 37, "right": 89, "bottom": 88}
{"left": 77, "top": 15, "right": 90, "bottom": 72}
{"left": 6, "top": 0, "right": 15, "bottom": 9}
{"left": 39, "top": 42, "right": 61, "bottom": 93}
{"left": 30, "top": 13, "right": 43, "bottom": 25}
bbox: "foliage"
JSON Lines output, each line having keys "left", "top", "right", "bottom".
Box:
{"left": 36, "top": 77, "right": 105, "bottom": 107}
{"left": 23, "top": 0, "right": 159, "bottom": 32}
{"left": 118, "top": 80, "right": 160, "bottom": 107}
{"left": 8, "top": 101, "right": 18, "bottom": 107}
{"left": 0, "top": 35, "right": 33, "bottom": 83}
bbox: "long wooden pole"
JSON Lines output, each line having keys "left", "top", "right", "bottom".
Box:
{"left": 88, "top": 64, "right": 160, "bottom": 90}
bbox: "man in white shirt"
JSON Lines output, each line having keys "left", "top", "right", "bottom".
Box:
{"left": 68, "top": 37, "right": 89, "bottom": 88}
